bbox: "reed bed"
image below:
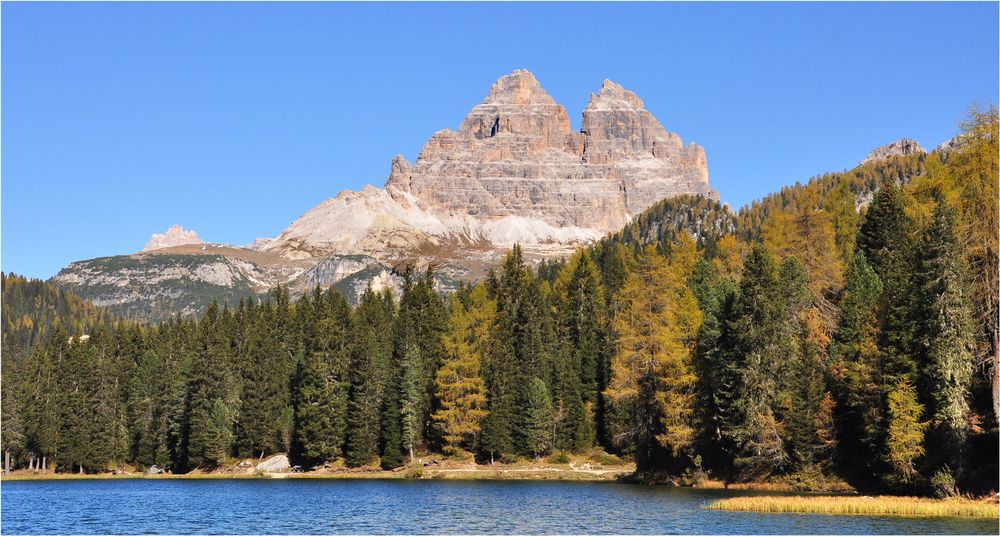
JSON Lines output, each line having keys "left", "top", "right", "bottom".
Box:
{"left": 706, "top": 495, "right": 999, "bottom": 518}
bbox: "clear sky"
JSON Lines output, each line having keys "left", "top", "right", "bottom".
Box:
{"left": 3, "top": 2, "right": 997, "bottom": 279}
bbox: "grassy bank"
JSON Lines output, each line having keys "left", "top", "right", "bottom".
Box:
{"left": 707, "top": 495, "right": 999, "bottom": 518}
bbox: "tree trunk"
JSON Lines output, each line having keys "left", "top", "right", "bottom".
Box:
{"left": 993, "top": 331, "right": 999, "bottom": 426}
{"left": 29, "top": 456, "right": 35, "bottom": 472}
{"left": 42, "top": 456, "right": 46, "bottom": 473}
{"left": 5, "top": 449, "right": 10, "bottom": 475}
{"left": 79, "top": 463, "right": 84, "bottom": 475}
{"left": 409, "top": 445, "right": 415, "bottom": 464}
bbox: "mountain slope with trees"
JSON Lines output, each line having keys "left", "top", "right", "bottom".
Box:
{"left": 2, "top": 108, "right": 995, "bottom": 497}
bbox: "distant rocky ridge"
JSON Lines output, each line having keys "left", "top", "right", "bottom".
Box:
{"left": 52, "top": 70, "right": 714, "bottom": 319}
{"left": 143, "top": 225, "right": 203, "bottom": 251}
{"left": 860, "top": 138, "right": 926, "bottom": 165}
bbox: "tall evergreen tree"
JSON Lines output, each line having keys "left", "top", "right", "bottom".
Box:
{"left": 345, "top": 288, "right": 392, "bottom": 467}
{"left": 829, "top": 251, "right": 884, "bottom": 481}
{"left": 917, "top": 201, "right": 974, "bottom": 476}
{"left": 523, "top": 377, "right": 554, "bottom": 459}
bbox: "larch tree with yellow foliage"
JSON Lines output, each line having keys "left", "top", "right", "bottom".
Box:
{"left": 605, "top": 235, "right": 703, "bottom": 472}
{"left": 432, "top": 288, "right": 492, "bottom": 456}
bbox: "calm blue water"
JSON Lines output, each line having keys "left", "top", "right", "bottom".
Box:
{"left": 1, "top": 479, "right": 996, "bottom": 534}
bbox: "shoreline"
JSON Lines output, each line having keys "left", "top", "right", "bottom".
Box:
{"left": 0, "top": 464, "right": 634, "bottom": 483}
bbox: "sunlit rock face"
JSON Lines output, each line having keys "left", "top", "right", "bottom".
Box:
{"left": 267, "top": 70, "right": 714, "bottom": 262}
{"left": 143, "top": 225, "right": 203, "bottom": 251}
{"left": 861, "top": 138, "right": 926, "bottom": 165}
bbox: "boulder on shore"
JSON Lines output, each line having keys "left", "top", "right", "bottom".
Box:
{"left": 256, "top": 454, "right": 290, "bottom": 472}
{"left": 146, "top": 465, "right": 163, "bottom": 475}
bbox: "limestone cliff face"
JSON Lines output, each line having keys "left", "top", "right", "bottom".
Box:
{"left": 268, "top": 70, "right": 714, "bottom": 262}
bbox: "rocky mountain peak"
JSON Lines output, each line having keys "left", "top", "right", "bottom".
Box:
{"left": 143, "top": 225, "right": 203, "bottom": 251}
{"left": 861, "top": 138, "right": 926, "bottom": 165}
{"left": 588, "top": 79, "right": 646, "bottom": 111}
{"left": 458, "top": 70, "right": 572, "bottom": 144}
{"left": 480, "top": 69, "right": 554, "bottom": 106}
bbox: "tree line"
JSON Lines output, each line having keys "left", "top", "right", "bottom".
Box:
{"left": 1, "top": 108, "right": 996, "bottom": 496}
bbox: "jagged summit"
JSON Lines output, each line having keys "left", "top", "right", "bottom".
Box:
{"left": 480, "top": 69, "right": 556, "bottom": 106}
{"left": 143, "top": 225, "right": 203, "bottom": 251}
{"left": 861, "top": 138, "right": 926, "bottom": 165}
{"left": 587, "top": 79, "right": 646, "bottom": 110}
{"left": 269, "top": 69, "right": 714, "bottom": 263}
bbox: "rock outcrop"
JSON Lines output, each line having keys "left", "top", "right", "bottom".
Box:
{"left": 935, "top": 135, "right": 968, "bottom": 154}
{"left": 143, "top": 225, "right": 203, "bottom": 251}
{"left": 861, "top": 138, "right": 926, "bottom": 165}
{"left": 256, "top": 454, "right": 290, "bottom": 472}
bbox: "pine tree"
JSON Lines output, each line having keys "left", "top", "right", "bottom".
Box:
{"left": 562, "top": 252, "right": 608, "bottom": 445}
{"left": 392, "top": 267, "right": 447, "bottom": 453}
{"left": 689, "top": 258, "right": 738, "bottom": 476}
{"left": 857, "top": 181, "right": 919, "bottom": 388}
{"left": 480, "top": 246, "right": 537, "bottom": 462}
{"left": 184, "top": 303, "right": 235, "bottom": 468}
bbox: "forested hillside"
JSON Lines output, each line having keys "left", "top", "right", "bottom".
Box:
{"left": 2, "top": 108, "right": 995, "bottom": 497}
{"left": 1, "top": 273, "right": 116, "bottom": 356}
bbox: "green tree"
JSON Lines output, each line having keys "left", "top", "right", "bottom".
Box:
{"left": 523, "top": 378, "right": 554, "bottom": 458}
{"left": 917, "top": 201, "right": 974, "bottom": 476}
{"left": 345, "top": 288, "right": 391, "bottom": 467}
{"left": 205, "top": 398, "right": 234, "bottom": 467}
{"left": 293, "top": 345, "right": 349, "bottom": 465}
{"left": 829, "top": 252, "right": 884, "bottom": 480}
{"left": 400, "top": 345, "right": 423, "bottom": 463}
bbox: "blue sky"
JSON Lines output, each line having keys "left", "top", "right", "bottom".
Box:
{"left": 3, "top": 2, "right": 997, "bottom": 279}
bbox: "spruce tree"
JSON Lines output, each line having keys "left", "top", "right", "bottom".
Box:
{"left": 829, "top": 251, "right": 884, "bottom": 480}
{"left": 1, "top": 351, "right": 24, "bottom": 473}
{"left": 725, "top": 244, "right": 788, "bottom": 480}
{"left": 917, "top": 201, "right": 974, "bottom": 476}
{"left": 479, "top": 246, "right": 534, "bottom": 462}
{"left": 524, "top": 378, "right": 554, "bottom": 459}
{"left": 293, "top": 345, "right": 349, "bottom": 465}
{"left": 345, "top": 288, "right": 390, "bottom": 467}
{"left": 400, "top": 345, "right": 424, "bottom": 463}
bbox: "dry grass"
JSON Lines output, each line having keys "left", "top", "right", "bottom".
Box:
{"left": 707, "top": 495, "right": 999, "bottom": 518}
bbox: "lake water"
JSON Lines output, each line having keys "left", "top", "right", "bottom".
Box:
{"left": 1, "top": 479, "right": 996, "bottom": 534}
